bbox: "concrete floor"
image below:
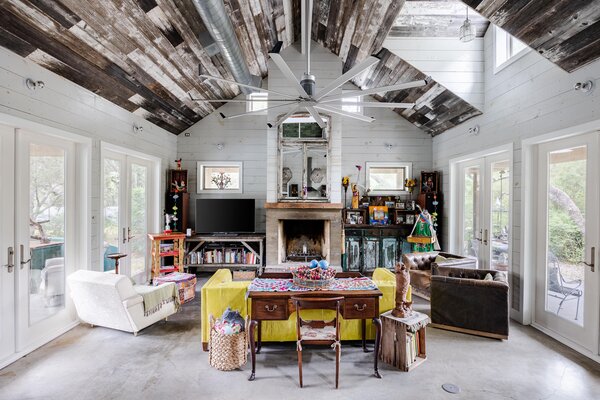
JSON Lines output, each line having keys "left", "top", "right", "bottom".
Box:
{"left": 1, "top": 281, "right": 600, "bottom": 400}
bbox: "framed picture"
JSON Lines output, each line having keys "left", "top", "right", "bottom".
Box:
{"left": 346, "top": 211, "right": 361, "bottom": 225}
{"left": 366, "top": 162, "right": 412, "bottom": 195}
{"left": 421, "top": 171, "right": 439, "bottom": 193}
{"left": 369, "top": 206, "right": 388, "bottom": 225}
{"left": 281, "top": 183, "right": 289, "bottom": 196}
{"left": 384, "top": 201, "right": 395, "bottom": 208}
{"left": 405, "top": 214, "right": 415, "bottom": 225}
{"left": 406, "top": 200, "right": 415, "bottom": 211}
{"left": 395, "top": 214, "right": 404, "bottom": 224}
{"left": 197, "top": 161, "right": 242, "bottom": 193}
{"left": 396, "top": 202, "right": 405, "bottom": 210}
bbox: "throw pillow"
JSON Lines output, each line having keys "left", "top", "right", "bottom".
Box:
{"left": 435, "top": 255, "right": 448, "bottom": 263}
{"left": 483, "top": 273, "right": 493, "bottom": 281}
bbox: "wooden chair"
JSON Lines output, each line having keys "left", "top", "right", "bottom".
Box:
{"left": 291, "top": 296, "right": 343, "bottom": 389}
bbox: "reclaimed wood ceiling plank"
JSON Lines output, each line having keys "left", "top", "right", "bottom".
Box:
{"left": 463, "top": 0, "right": 600, "bottom": 72}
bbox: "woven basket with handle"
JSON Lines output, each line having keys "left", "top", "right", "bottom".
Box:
{"left": 208, "top": 315, "right": 248, "bottom": 371}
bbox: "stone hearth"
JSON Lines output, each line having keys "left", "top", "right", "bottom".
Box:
{"left": 265, "top": 202, "right": 342, "bottom": 267}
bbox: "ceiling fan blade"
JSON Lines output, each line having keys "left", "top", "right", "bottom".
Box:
{"left": 325, "top": 102, "right": 415, "bottom": 109}
{"left": 268, "top": 50, "right": 309, "bottom": 98}
{"left": 220, "top": 102, "right": 297, "bottom": 120}
{"left": 319, "top": 78, "right": 430, "bottom": 103}
{"left": 305, "top": 106, "right": 325, "bottom": 128}
{"left": 315, "top": 105, "right": 375, "bottom": 123}
{"left": 188, "top": 93, "right": 296, "bottom": 103}
{"left": 268, "top": 105, "right": 302, "bottom": 128}
{"left": 199, "top": 73, "right": 298, "bottom": 99}
{"left": 315, "top": 55, "right": 381, "bottom": 101}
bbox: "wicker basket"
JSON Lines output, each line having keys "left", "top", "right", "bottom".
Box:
{"left": 208, "top": 315, "right": 248, "bottom": 371}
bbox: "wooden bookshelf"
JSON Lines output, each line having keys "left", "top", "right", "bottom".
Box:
{"left": 148, "top": 232, "right": 185, "bottom": 279}
{"left": 184, "top": 233, "right": 265, "bottom": 273}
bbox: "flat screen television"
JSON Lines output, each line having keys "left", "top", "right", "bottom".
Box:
{"left": 195, "top": 198, "right": 255, "bottom": 233}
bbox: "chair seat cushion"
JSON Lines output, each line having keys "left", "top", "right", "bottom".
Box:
{"left": 300, "top": 325, "right": 336, "bottom": 341}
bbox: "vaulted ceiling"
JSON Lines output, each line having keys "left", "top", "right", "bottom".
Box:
{"left": 463, "top": 0, "right": 600, "bottom": 72}
{"left": 0, "top": 0, "right": 487, "bottom": 136}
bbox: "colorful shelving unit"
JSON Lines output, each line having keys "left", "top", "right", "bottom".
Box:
{"left": 148, "top": 232, "right": 186, "bottom": 279}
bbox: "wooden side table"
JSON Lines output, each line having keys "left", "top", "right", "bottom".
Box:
{"left": 106, "top": 253, "right": 127, "bottom": 274}
{"left": 380, "top": 310, "right": 430, "bottom": 371}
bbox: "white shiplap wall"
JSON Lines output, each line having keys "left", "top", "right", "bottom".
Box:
{"left": 341, "top": 98, "right": 432, "bottom": 201}
{"left": 383, "top": 37, "right": 485, "bottom": 110}
{"left": 0, "top": 46, "right": 178, "bottom": 271}
{"left": 432, "top": 28, "right": 600, "bottom": 322}
{"left": 176, "top": 99, "right": 268, "bottom": 231}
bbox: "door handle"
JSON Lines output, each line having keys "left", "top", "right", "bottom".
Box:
{"left": 483, "top": 229, "right": 488, "bottom": 246}
{"left": 475, "top": 228, "right": 482, "bottom": 243}
{"left": 20, "top": 244, "right": 31, "bottom": 269}
{"left": 582, "top": 246, "right": 595, "bottom": 272}
{"left": 127, "top": 227, "right": 135, "bottom": 242}
{"left": 2, "top": 246, "right": 14, "bottom": 273}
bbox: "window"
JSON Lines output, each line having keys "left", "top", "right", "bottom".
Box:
{"left": 246, "top": 92, "right": 268, "bottom": 112}
{"left": 197, "top": 162, "right": 243, "bottom": 193}
{"left": 279, "top": 114, "right": 330, "bottom": 201}
{"left": 494, "top": 26, "right": 529, "bottom": 72}
{"left": 341, "top": 91, "right": 362, "bottom": 114}
{"left": 366, "top": 162, "right": 412, "bottom": 195}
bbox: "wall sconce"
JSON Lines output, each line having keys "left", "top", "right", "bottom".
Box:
{"left": 467, "top": 125, "right": 480, "bottom": 136}
{"left": 133, "top": 124, "right": 144, "bottom": 134}
{"left": 25, "top": 78, "right": 45, "bottom": 91}
{"left": 574, "top": 80, "right": 594, "bottom": 94}
{"left": 216, "top": 143, "right": 224, "bottom": 150}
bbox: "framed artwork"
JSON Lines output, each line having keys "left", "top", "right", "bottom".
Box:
{"left": 366, "top": 162, "right": 412, "bottom": 195}
{"left": 406, "top": 214, "right": 415, "bottom": 225}
{"left": 369, "top": 206, "right": 388, "bottom": 225}
{"left": 406, "top": 200, "right": 415, "bottom": 211}
{"left": 290, "top": 184, "right": 299, "bottom": 197}
{"left": 197, "top": 161, "right": 242, "bottom": 193}
{"left": 421, "top": 171, "right": 439, "bottom": 193}
{"left": 396, "top": 202, "right": 405, "bottom": 210}
{"left": 346, "top": 211, "right": 361, "bottom": 225}
{"left": 384, "top": 201, "right": 395, "bottom": 208}
{"left": 396, "top": 214, "right": 405, "bottom": 224}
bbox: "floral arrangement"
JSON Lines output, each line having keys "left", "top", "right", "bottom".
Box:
{"left": 405, "top": 178, "right": 416, "bottom": 193}
{"left": 342, "top": 176, "right": 350, "bottom": 189}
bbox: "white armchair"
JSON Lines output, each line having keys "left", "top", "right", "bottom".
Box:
{"left": 67, "top": 270, "right": 178, "bottom": 335}
{"left": 40, "top": 257, "right": 65, "bottom": 306}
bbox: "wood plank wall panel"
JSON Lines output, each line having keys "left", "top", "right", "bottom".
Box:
{"left": 462, "top": 0, "right": 600, "bottom": 72}
{"left": 0, "top": 0, "right": 295, "bottom": 134}
{"left": 305, "top": 0, "right": 482, "bottom": 136}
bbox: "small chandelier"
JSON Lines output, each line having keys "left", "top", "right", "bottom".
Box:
{"left": 459, "top": 6, "right": 476, "bottom": 42}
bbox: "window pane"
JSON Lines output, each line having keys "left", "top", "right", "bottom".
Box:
{"left": 490, "top": 161, "right": 509, "bottom": 271}
{"left": 247, "top": 92, "right": 268, "bottom": 112}
{"left": 299, "top": 122, "right": 323, "bottom": 138}
{"left": 130, "top": 164, "right": 147, "bottom": 277}
{"left": 545, "top": 146, "right": 586, "bottom": 325}
{"left": 103, "top": 159, "right": 120, "bottom": 272}
{"left": 368, "top": 167, "right": 406, "bottom": 191}
{"left": 282, "top": 123, "right": 299, "bottom": 138}
{"left": 29, "top": 143, "right": 65, "bottom": 324}
{"left": 281, "top": 144, "right": 303, "bottom": 198}
{"left": 306, "top": 145, "right": 328, "bottom": 199}
{"left": 462, "top": 166, "right": 480, "bottom": 257}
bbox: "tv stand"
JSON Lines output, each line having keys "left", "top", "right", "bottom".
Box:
{"left": 184, "top": 233, "right": 265, "bottom": 273}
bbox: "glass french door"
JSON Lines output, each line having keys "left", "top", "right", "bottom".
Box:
{"left": 457, "top": 153, "right": 511, "bottom": 271}
{"left": 102, "top": 150, "right": 153, "bottom": 283}
{"left": 535, "top": 133, "right": 599, "bottom": 352}
{"left": 15, "top": 129, "right": 77, "bottom": 351}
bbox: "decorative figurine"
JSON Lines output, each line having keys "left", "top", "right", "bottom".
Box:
{"left": 351, "top": 184, "right": 359, "bottom": 209}
{"left": 164, "top": 213, "right": 174, "bottom": 234}
{"left": 392, "top": 262, "right": 413, "bottom": 318}
{"left": 174, "top": 158, "right": 182, "bottom": 170}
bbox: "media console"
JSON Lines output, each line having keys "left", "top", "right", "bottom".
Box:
{"left": 184, "top": 233, "right": 265, "bottom": 273}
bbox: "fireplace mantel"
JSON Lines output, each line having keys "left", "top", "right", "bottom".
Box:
{"left": 264, "top": 202, "right": 343, "bottom": 209}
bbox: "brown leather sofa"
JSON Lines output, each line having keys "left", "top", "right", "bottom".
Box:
{"left": 402, "top": 252, "right": 476, "bottom": 299}
{"left": 430, "top": 266, "right": 509, "bottom": 339}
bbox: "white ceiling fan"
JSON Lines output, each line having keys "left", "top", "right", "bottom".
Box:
{"left": 190, "top": 0, "right": 429, "bottom": 129}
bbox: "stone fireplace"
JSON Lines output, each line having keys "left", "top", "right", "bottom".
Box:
{"left": 265, "top": 203, "right": 342, "bottom": 267}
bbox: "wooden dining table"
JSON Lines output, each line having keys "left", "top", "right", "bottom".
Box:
{"left": 246, "top": 272, "right": 384, "bottom": 381}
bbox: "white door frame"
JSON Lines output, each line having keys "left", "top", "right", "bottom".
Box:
{"left": 449, "top": 143, "right": 514, "bottom": 256}
{"left": 522, "top": 118, "right": 600, "bottom": 363}
{"left": 100, "top": 142, "right": 160, "bottom": 283}
{"left": 0, "top": 125, "right": 15, "bottom": 363}
{"left": 0, "top": 113, "right": 91, "bottom": 369}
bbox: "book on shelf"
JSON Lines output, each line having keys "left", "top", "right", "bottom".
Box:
{"left": 405, "top": 332, "right": 420, "bottom": 368}
{"left": 185, "top": 247, "right": 259, "bottom": 265}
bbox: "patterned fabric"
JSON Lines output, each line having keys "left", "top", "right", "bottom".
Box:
{"left": 247, "top": 277, "right": 378, "bottom": 293}
{"left": 300, "top": 325, "right": 337, "bottom": 340}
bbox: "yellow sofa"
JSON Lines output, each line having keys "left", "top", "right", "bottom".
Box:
{"left": 201, "top": 268, "right": 397, "bottom": 350}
